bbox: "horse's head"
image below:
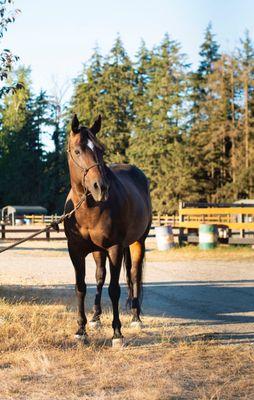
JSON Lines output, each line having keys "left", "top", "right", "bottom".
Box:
{"left": 68, "top": 114, "right": 109, "bottom": 202}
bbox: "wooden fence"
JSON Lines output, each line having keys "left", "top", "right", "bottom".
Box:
{"left": 1, "top": 204, "right": 254, "bottom": 244}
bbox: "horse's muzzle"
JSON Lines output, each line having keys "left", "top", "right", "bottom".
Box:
{"left": 92, "top": 181, "right": 109, "bottom": 202}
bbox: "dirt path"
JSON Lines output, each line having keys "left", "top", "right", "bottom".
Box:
{"left": 1, "top": 241, "right": 254, "bottom": 344}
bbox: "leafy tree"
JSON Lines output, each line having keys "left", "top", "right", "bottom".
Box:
{"left": 0, "top": 0, "right": 20, "bottom": 97}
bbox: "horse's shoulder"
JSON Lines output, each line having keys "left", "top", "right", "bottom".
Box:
{"left": 109, "top": 163, "right": 144, "bottom": 177}
{"left": 108, "top": 163, "right": 149, "bottom": 191}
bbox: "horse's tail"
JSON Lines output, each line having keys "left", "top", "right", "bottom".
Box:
{"left": 123, "top": 246, "right": 132, "bottom": 309}
{"left": 123, "top": 245, "right": 144, "bottom": 310}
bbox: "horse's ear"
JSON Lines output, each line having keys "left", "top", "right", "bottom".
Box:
{"left": 71, "top": 114, "right": 80, "bottom": 134}
{"left": 90, "top": 115, "right": 101, "bottom": 136}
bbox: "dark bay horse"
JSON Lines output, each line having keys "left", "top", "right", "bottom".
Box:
{"left": 64, "top": 114, "right": 152, "bottom": 345}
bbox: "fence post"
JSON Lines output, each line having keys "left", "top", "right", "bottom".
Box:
{"left": 1, "top": 224, "right": 6, "bottom": 240}
{"left": 179, "top": 201, "right": 184, "bottom": 246}
{"left": 240, "top": 213, "right": 245, "bottom": 238}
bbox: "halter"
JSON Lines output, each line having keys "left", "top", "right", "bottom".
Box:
{"left": 67, "top": 140, "right": 103, "bottom": 192}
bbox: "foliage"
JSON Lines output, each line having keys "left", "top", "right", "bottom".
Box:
{"left": 0, "top": 0, "right": 20, "bottom": 97}
{"left": 2, "top": 27, "right": 254, "bottom": 214}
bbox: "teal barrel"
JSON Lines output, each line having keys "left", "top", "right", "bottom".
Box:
{"left": 155, "top": 225, "right": 174, "bottom": 251}
{"left": 199, "top": 224, "right": 218, "bottom": 249}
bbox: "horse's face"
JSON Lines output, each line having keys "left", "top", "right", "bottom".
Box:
{"left": 68, "top": 114, "right": 109, "bottom": 202}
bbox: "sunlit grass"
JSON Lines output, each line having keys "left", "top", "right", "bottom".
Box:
{"left": 146, "top": 242, "right": 254, "bottom": 262}
{"left": 0, "top": 299, "right": 254, "bottom": 399}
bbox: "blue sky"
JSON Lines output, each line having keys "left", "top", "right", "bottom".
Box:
{"left": 2, "top": 0, "right": 254, "bottom": 99}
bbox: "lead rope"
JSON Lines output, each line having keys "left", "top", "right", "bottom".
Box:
{"left": 0, "top": 137, "right": 104, "bottom": 254}
{"left": 0, "top": 193, "right": 87, "bottom": 254}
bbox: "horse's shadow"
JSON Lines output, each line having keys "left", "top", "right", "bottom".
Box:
{"left": 1, "top": 280, "right": 254, "bottom": 344}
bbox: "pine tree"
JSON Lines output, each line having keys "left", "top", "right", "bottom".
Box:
{"left": 128, "top": 34, "right": 190, "bottom": 212}
{"left": 70, "top": 45, "right": 103, "bottom": 125}
{"left": 237, "top": 31, "right": 254, "bottom": 198}
{"left": 189, "top": 23, "right": 221, "bottom": 201}
{"left": 0, "top": 67, "right": 49, "bottom": 206}
{"left": 70, "top": 37, "right": 135, "bottom": 163}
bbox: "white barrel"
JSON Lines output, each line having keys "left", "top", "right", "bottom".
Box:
{"left": 155, "top": 225, "right": 174, "bottom": 251}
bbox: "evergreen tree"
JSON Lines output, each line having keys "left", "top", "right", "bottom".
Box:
{"left": 0, "top": 67, "right": 49, "bottom": 206}
{"left": 236, "top": 31, "right": 254, "bottom": 198}
{"left": 189, "top": 23, "right": 221, "bottom": 201}
{"left": 43, "top": 92, "right": 69, "bottom": 213}
{"left": 70, "top": 36, "right": 135, "bottom": 163}
{"left": 128, "top": 34, "right": 190, "bottom": 212}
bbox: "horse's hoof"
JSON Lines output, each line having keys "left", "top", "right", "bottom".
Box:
{"left": 89, "top": 319, "right": 102, "bottom": 329}
{"left": 74, "top": 333, "right": 89, "bottom": 343}
{"left": 130, "top": 320, "right": 143, "bottom": 329}
{"left": 112, "top": 337, "right": 125, "bottom": 348}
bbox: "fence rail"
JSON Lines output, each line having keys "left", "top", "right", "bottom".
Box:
{"left": 1, "top": 204, "right": 254, "bottom": 243}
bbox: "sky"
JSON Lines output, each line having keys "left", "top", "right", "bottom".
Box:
{"left": 2, "top": 0, "right": 254, "bottom": 102}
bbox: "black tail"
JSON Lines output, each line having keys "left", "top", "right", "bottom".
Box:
{"left": 123, "top": 247, "right": 132, "bottom": 309}
{"left": 123, "top": 246, "right": 144, "bottom": 311}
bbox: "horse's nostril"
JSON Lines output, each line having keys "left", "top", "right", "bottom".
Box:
{"left": 94, "top": 182, "right": 99, "bottom": 190}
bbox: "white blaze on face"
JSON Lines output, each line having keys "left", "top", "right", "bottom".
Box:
{"left": 87, "top": 139, "right": 95, "bottom": 152}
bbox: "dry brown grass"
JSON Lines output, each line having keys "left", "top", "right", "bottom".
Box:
{"left": 146, "top": 243, "right": 254, "bottom": 262}
{"left": 0, "top": 299, "right": 254, "bottom": 399}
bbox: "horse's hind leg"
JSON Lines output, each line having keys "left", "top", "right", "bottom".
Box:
{"left": 129, "top": 240, "right": 145, "bottom": 326}
{"left": 90, "top": 250, "right": 107, "bottom": 326}
{"left": 68, "top": 241, "right": 87, "bottom": 339}
{"left": 108, "top": 245, "right": 124, "bottom": 345}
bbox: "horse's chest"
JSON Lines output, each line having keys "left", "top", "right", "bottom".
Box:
{"left": 78, "top": 224, "right": 119, "bottom": 248}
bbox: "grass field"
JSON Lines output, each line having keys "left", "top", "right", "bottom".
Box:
{"left": 146, "top": 243, "right": 254, "bottom": 262}
{"left": 1, "top": 299, "right": 254, "bottom": 400}
{"left": 1, "top": 242, "right": 254, "bottom": 398}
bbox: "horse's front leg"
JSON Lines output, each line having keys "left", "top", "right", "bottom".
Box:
{"left": 90, "top": 250, "right": 107, "bottom": 326}
{"left": 108, "top": 245, "right": 124, "bottom": 346}
{"left": 68, "top": 241, "right": 87, "bottom": 340}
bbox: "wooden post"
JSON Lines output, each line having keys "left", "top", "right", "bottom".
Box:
{"left": 158, "top": 212, "right": 161, "bottom": 226}
{"left": 179, "top": 201, "right": 184, "bottom": 246}
{"left": 1, "top": 224, "right": 6, "bottom": 240}
{"left": 240, "top": 213, "right": 245, "bottom": 238}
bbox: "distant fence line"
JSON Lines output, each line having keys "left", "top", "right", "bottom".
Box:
{"left": 21, "top": 206, "right": 254, "bottom": 232}
{"left": 1, "top": 204, "right": 254, "bottom": 244}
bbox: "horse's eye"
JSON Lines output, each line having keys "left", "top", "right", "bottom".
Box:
{"left": 75, "top": 149, "right": 80, "bottom": 155}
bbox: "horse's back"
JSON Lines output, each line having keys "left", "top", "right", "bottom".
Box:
{"left": 108, "top": 164, "right": 152, "bottom": 242}
{"left": 109, "top": 164, "right": 150, "bottom": 195}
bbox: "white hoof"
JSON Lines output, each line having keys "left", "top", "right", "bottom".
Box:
{"left": 74, "top": 333, "right": 88, "bottom": 341}
{"left": 112, "top": 337, "right": 125, "bottom": 348}
{"left": 130, "top": 320, "right": 143, "bottom": 329}
{"left": 89, "top": 320, "right": 102, "bottom": 329}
